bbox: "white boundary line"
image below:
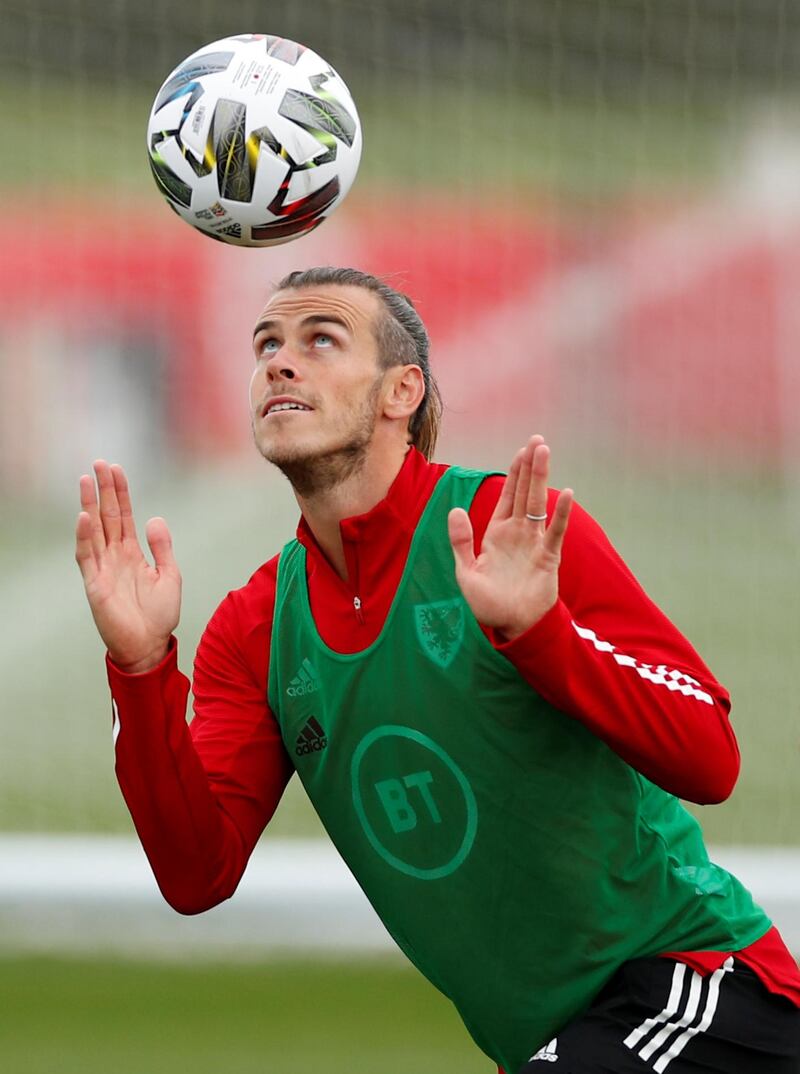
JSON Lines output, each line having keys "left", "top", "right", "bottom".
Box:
{"left": 0, "top": 836, "right": 798, "bottom": 959}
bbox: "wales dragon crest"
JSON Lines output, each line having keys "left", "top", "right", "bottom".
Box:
{"left": 414, "top": 599, "right": 465, "bottom": 669}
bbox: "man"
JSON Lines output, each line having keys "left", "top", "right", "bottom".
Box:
{"left": 76, "top": 267, "right": 800, "bottom": 1073}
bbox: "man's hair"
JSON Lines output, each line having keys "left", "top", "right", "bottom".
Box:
{"left": 274, "top": 266, "right": 443, "bottom": 460}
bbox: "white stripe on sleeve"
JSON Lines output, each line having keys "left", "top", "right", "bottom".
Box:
{"left": 571, "top": 621, "right": 714, "bottom": 706}
{"left": 112, "top": 699, "right": 121, "bottom": 747}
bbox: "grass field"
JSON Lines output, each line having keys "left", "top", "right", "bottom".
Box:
{"left": 0, "top": 77, "right": 728, "bottom": 201}
{"left": 0, "top": 956, "right": 491, "bottom": 1074}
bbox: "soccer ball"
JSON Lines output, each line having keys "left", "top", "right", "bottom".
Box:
{"left": 146, "top": 34, "right": 363, "bottom": 247}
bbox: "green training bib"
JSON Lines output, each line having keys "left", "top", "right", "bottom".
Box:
{"left": 268, "top": 467, "right": 770, "bottom": 1073}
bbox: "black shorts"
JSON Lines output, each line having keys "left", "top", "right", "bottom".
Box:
{"left": 516, "top": 957, "right": 800, "bottom": 1074}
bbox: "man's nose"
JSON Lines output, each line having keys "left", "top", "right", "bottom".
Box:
{"left": 265, "top": 347, "right": 299, "bottom": 382}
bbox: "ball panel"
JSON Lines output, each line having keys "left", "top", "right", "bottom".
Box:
{"left": 209, "top": 99, "right": 252, "bottom": 202}
{"left": 261, "top": 35, "right": 307, "bottom": 65}
{"left": 153, "top": 52, "right": 234, "bottom": 114}
{"left": 279, "top": 87, "right": 358, "bottom": 149}
{"left": 148, "top": 149, "right": 193, "bottom": 209}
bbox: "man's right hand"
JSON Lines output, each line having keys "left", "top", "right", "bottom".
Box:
{"left": 75, "top": 460, "right": 181, "bottom": 674}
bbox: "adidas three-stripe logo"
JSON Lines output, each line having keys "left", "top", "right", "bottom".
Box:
{"left": 287, "top": 658, "right": 319, "bottom": 697}
{"left": 295, "top": 716, "right": 328, "bottom": 757}
{"left": 623, "top": 957, "right": 734, "bottom": 1072}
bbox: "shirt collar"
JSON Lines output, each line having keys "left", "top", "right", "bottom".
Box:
{"left": 296, "top": 447, "right": 435, "bottom": 552}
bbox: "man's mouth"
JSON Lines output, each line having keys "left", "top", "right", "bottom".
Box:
{"left": 262, "top": 397, "right": 314, "bottom": 417}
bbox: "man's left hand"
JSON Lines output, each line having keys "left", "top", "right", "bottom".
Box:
{"left": 448, "top": 435, "right": 573, "bottom": 642}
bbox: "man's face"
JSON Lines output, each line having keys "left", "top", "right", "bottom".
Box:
{"left": 249, "top": 284, "right": 386, "bottom": 493}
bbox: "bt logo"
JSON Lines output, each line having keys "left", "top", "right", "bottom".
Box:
{"left": 374, "top": 770, "right": 441, "bottom": 833}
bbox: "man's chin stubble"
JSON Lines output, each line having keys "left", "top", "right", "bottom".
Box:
{"left": 257, "top": 435, "right": 373, "bottom": 498}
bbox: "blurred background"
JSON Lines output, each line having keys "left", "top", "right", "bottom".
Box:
{"left": 1, "top": 1, "right": 799, "bottom": 1071}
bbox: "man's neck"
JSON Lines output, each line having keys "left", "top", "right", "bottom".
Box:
{"left": 295, "top": 444, "right": 411, "bottom": 580}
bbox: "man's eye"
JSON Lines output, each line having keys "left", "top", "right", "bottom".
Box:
{"left": 314, "top": 334, "right": 334, "bottom": 347}
{"left": 260, "top": 338, "right": 280, "bottom": 353}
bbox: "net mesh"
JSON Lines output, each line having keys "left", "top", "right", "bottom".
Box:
{"left": 0, "top": 0, "right": 798, "bottom": 846}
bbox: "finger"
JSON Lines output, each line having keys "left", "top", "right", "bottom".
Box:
{"left": 543, "top": 488, "right": 574, "bottom": 556}
{"left": 93, "top": 459, "right": 122, "bottom": 546}
{"left": 145, "top": 517, "right": 177, "bottom": 575}
{"left": 79, "top": 471, "right": 106, "bottom": 557}
{"left": 75, "top": 511, "right": 98, "bottom": 584}
{"left": 110, "top": 464, "right": 139, "bottom": 544}
{"left": 526, "top": 442, "right": 550, "bottom": 522}
{"left": 493, "top": 449, "right": 524, "bottom": 521}
{"left": 447, "top": 508, "right": 477, "bottom": 574}
{"left": 511, "top": 438, "right": 536, "bottom": 517}
{"left": 513, "top": 435, "right": 544, "bottom": 518}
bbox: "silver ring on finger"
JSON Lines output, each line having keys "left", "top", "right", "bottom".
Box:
{"left": 525, "top": 512, "right": 547, "bottom": 522}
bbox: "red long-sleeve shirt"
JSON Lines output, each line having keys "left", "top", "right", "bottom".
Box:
{"left": 108, "top": 447, "right": 800, "bottom": 1019}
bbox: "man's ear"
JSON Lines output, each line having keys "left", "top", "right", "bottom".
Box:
{"left": 382, "top": 364, "right": 426, "bottom": 421}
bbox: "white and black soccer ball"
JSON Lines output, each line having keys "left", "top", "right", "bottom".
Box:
{"left": 146, "top": 34, "right": 363, "bottom": 247}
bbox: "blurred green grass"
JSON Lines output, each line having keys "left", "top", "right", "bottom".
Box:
{"left": 1, "top": 450, "right": 798, "bottom": 844}
{"left": 0, "top": 77, "right": 727, "bottom": 200}
{"left": 0, "top": 955, "right": 491, "bottom": 1074}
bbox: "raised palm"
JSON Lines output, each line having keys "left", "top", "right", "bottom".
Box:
{"left": 448, "top": 436, "right": 573, "bottom": 641}
{"left": 75, "top": 461, "right": 181, "bottom": 673}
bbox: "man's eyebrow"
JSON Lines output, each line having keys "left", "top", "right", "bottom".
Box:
{"left": 252, "top": 318, "right": 277, "bottom": 340}
{"left": 251, "top": 313, "right": 351, "bottom": 340}
{"left": 301, "top": 313, "right": 351, "bottom": 332}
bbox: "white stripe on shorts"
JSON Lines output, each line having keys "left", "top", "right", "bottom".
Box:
{"left": 623, "top": 961, "right": 687, "bottom": 1050}
{"left": 652, "top": 957, "right": 734, "bottom": 1073}
{"left": 623, "top": 957, "right": 734, "bottom": 1072}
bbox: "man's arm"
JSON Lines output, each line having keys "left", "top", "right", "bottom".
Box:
{"left": 76, "top": 462, "right": 292, "bottom": 913}
{"left": 491, "top": 501, "right": 737, "bottom": 804}
{"left": 457, "top": 437, "right": 738, "bottom": 805}
{"left": 109, "top": 585, "right": 293, "bottom": 915}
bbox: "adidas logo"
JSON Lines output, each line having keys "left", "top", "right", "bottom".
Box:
{"left": 530, "top": 1038, "right": 558, "bottom": 1063}
{"left": 295, "top": 716, "right": 328, "bottom": 757}
{"left": 287, "top": 658, "right": 319, "bottom": 698}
